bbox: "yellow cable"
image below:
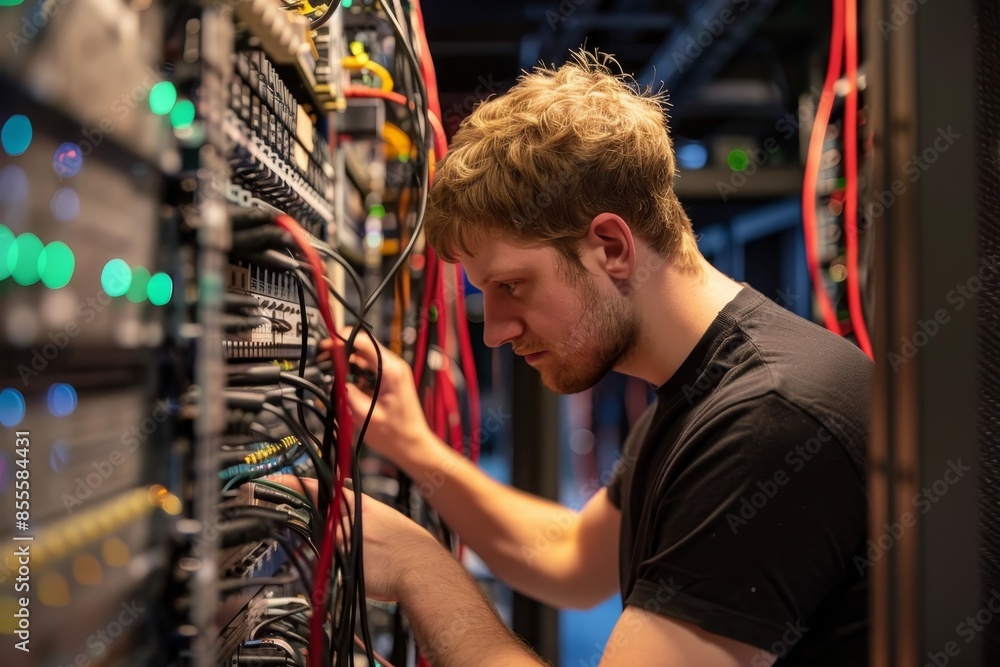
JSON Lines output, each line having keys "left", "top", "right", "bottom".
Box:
{"left": 383, "top": 122, "right": 413, "bottom": 160}
{"left": 342, "top": 54, "right": 394, "bottom": 92}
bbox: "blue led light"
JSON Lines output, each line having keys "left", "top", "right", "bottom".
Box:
{"left": 50, "top": 187, "right": 80, "bottom": 222}
{"left": 47, "top": 383, "right": 78, "bottom": 417}
{"left": 52, "top": 142, "right": 84, "bottom": 178}
{"left": 1, "top": 115, "right": 32, "bottom": 156}
{"left": 676, "top": 142, "right": 709, "bottom": 171}
{"left": 0, "top": 388, "right": 26, "bottom": 427}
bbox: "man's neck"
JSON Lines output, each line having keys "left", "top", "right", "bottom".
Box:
{"left": 616, "top": 256, "right": 744, "bottom": 387}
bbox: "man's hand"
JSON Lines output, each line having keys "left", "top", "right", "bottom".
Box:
{"left": 267, "top": 474, "right": 544, "bottom": 666}
{"left": 269, "top": 475, "right": 441, "bottom": 601}
{"left": 323, "top": 330, "right": 433, "bottom": 467}
{"left": 343, "top": 487, "right": 446, "bottom": 602}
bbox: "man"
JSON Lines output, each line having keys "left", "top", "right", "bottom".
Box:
{"left": 298, "top": 51, "right": 871, "bottom": 666}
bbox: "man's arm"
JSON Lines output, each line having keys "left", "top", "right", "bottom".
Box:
{"left": 598, "top": 607, "right": 777, "bottom": 667}
{"left": 338, "top": 332, "right": 620, "bottom": 609}
{"left": 389, "top": 435, "right": 620, "bottom": 609}
{"left": 398, "top": 547, "right": 544, "bottom": 667}
{"left": 315, "top": 485, "right": 545, "bottom": 666}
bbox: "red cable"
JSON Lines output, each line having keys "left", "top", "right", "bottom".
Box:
{"left": 802, "top": 0, "right": 845, "bottom": 336}
{"left": 274, "top": 214, "right": 353, "bottom": 667}
{"left": 435, "top": 384, "right": 449, "bottom": 442}
{"left": 344, "top": 87, "right": 448, "bottom": 164}
{"left": 413, "top": 247, "right": 439, "bottom": 390}
{"left": 843, "top": 0, "right": 874, "bottom": 358}
{"left": 413, "top": 0, "right": 442, "bottom": 122}
{"left": 453, "top": 264, "right": 481, "bottom": 464}
{"left": 399, "top": 17, "right": 483, "bottom": 463}
{"left": 441, "top": 375, "right": 464, "bottom": 453}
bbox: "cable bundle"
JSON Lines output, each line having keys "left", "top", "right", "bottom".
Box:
{"left": 802, "top": 0, "right": 873, "bottom": 358}
{"left": 218, "top": 2, "right": 483, "bottom": 666}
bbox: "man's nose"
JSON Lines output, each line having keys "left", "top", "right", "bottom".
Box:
{"left": 481, "top": 296, "right": 523, "bottom": 348}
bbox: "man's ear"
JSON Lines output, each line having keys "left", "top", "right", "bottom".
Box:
{"left": 583, "top": 213, "right": 635, "bottom": 280}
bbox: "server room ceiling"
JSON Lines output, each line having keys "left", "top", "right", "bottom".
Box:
{"left": 423, "top": 0, "right": 827, "bottom": 133}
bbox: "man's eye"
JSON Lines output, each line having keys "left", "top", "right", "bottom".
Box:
{"left": 500, "top": 282, "right": 517, "bottom": 294}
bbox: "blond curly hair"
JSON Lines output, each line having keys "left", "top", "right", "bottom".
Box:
{"left": 425, "top": 50, "right": 701, "bottom": 273}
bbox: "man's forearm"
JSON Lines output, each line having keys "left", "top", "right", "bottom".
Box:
{"left": 394, "top": 432, "right": 586, "bottom": 607}
{"left": 399, "top": 552, "right": 544, "bottom": 667}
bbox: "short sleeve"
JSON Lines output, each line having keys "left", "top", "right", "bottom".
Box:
{"left": 605, "top": 402, "right": 658, "bottom": 509}
{"left": 624, "top": 393, "right": 867, "bottom": 650}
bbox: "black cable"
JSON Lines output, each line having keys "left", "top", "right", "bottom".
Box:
{"left": 219, "top": 573, "right": 301, "bottom": 593}
{"left": 261, "top": 403, "right": 332, "bottom": 500}
{"left": 362, "top": 0, "right": 431, "bottom": 317}
{"left": 289, "top": 267, "right": 328, "bottom": 338}
{"left": 280, "top": 394, "right": 329, "bottom": 431}
{"left": 311, "top": 241, "right": 366, "bottom": 310}
{"left": 275, "top": 533, "right": 315, "bottom": 593}
{"left": 287, "top": 273, "right": 329, "bottom": 489}
{"left": 309, "top": 1, "right": 339, "bottom": 30}
{"left": 267, "top": 621, "right": 311, "bottom": 649}
{"left": 336, "top": 500, "right": 359, "bottom": 667}
{"left": 334, "top": 324, "right": 384, "bottom": 667}
{"left": 279, "top": 372, "right": 333, "bottom": 412}
{"left": 252, "top": 485, "right": 321, "bottom": 530}
{"left": 354, "top": 327, "right": 384, "bottom": 665}
{"left": 254, "top": 607, "right": 308, "bottom": 643}
{"left": 291, "top": 264, "right": 363, "bottom": 327}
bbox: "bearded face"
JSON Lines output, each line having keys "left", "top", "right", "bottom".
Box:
{"left": 512, "top": 271, "right": 640, "bottom": 394}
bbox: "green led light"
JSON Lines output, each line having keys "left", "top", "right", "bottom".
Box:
{"left": 370, "top": 203, "right": 386, "bottom": 219}
{"left": 37, "top": 241, "right": 75, "bottom": 289}
{"left": 149, "top": 82, "right": 177, "bottom": 116}
{"left": 126, "top": 266, "right": 151, "bottom": 303}
{"left": 1, "top": 114, "right": 32, "bottom": 156}
{"left": 342, "top": 0, "right": 353, "bottom": 7}
{"left": 726, "top": 149, "right": 749, "bottom": 172}
{"left": 101, "top": 258, "right": 132, "bottom": 297}
{"left": 8, "top": 233, "right": 43, "bottom": 286}
{"left": 835, "top": 177, "right": 847, "bottom": 189}
{"left": 147, "top": 272, "right": 173, "bottom": 306}
{"left": 0, "top": 1, "right": 27, "bottom": 5}
{"left": 0, "top": 225, "right": 14, "bottom": 280}
{"left": 169, "top": 100, "right": 196, "bottom": 129}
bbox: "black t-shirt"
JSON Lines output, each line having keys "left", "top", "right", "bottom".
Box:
{"left": 606, "top": 286, "right": 871, "bottom": 665}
